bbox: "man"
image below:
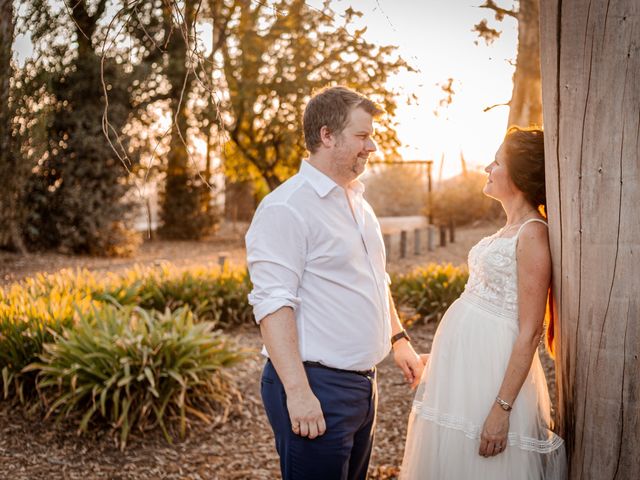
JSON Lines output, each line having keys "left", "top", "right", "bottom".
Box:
{"left": 245, "top": 86, "right": 424, "bottom": 480}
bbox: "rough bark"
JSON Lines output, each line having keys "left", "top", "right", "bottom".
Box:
{"left": 0, "top": 0, "right": 28, "bottom": 254}
{"left": 540, "top": 1, "right": 640, "bottom": 478}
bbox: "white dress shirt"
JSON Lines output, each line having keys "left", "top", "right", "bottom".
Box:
{"left": 245, "top": 160, "right": 392, "bottom": 371}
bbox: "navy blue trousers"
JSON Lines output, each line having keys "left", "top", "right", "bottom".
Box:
{"left": 261, "top": 360, "right": 377, "bottom": 480}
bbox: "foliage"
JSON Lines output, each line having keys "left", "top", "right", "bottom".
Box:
{"left": 391, "top": 263, "right": 469, "bottom": 326}
{"left": 0, "top": 264, "right": 253, "bottom": 402}
{"left": 14, "top": 0, "right": 141, "bottom": 255}
{"left": 208, "top": 0, "right": 414, "bottom": 190}
{"left": 96, "top": 264, "right": 254, "bottom": 330}
{"left": 363, "top": 164, "right": 427, "bottom": 217}
{"left": 430, "top": 171, "right": 503, "bottom": 226}
{"left": 25, "top": 304, "right": 244, "bottom": 449}
{"left": 138, "top": 0, "right": 221, "bottom": 239}
{"left": 0, "top": 280, "right": 98, "bottom": 402}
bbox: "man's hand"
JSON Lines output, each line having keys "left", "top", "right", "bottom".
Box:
{"left": 286, "top": 385, "right": 326, "bottom": 439}
{"left": 392, "top": 341, "right": 424, "bottom": 389}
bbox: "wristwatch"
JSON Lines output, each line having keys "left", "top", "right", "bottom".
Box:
{"left": 391, "top": 329, "right": 411, "bottom": 346}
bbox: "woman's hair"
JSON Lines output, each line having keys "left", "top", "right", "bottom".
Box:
{"left": 503, "top": 126, "right": 557, "bottom": 356}
{"left": 503, "top": 126, "right": 546, "bottom": 217}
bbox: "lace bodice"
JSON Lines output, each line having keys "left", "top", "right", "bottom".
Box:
{"left": 462, "top": 219, "right": 548, "bottom": 317}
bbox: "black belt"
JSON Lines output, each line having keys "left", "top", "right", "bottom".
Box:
{"left": 303, "top": 361, "right": 375, "bottom": 378}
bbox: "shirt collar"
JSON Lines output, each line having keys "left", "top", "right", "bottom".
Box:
{"left": 299, "top": 160, "right": 339, "bottom": 198}
{"left": 299, "top": 160, "right": 366, "bottom": 198}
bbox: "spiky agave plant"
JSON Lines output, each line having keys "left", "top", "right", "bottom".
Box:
{"left": 25, "top": 303, "right": 246, "bottom": 449}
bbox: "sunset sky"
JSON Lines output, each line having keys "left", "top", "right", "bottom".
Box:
{"left": 321, "top": 0, "right": 519, "bottom": 179}
{"left": 13, "top": 0, "right": 519, "bottom": 180}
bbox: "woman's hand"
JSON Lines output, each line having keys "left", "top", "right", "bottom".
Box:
{"left": 479, "top": 404, "right": 510, "bottom": 457}
{"left": 419, "top": 353, "right": 430, "bottom": 366}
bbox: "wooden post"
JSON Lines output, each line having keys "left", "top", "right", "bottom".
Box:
{"left": 400, "top": 230, "right": 407, "bottom": 258}
{"left": 439, "top": 225, "right": 447, "bottom": 247}
{"left": 427, "top": 225, "right": 435, "bottom": 252}
{"left": 218, "top": 253, "right": 228, "bottom": 269}
{"left": 383, "top": 233, "right": 392, "bottom": 263}
{"left": 414, "top": 228, "right": 421, "bottom": 255}
{"left": 540, "top": 1, "right": 640, "bottom": 477}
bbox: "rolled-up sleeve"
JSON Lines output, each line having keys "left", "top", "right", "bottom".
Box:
{"left": 245, "top": 203, "right": 307, "bottom": 323}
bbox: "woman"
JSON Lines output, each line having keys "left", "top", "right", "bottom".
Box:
{"left": 400, "top": 127, "right": 567, "bottom": 479}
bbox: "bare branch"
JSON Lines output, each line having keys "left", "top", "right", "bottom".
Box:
{"left": 477, "top": 0, "right": 518, "bottom": 20}
{"left": 483, "top": 101, "right": 511, "bottom": 112}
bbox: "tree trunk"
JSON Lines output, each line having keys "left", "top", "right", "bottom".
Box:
{"left": 540, "top": 1, "right": 639, "bottom": 478}
{"left": 160, "top": 1, "right": 199, "bottom": 238}
{"left": 0, "top": 0, "right": 27, "bottom": 254}
{"left": 509, "top": 0, "right": 542, "bottom": 127}
{"left": 0, "top": 0, "right": 12, "bottom": 163}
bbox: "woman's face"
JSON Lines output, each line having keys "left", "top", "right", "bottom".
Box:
{"left": 483, "top": 143, "right": 518, "bottom": 201}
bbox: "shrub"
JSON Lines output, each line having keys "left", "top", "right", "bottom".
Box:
{"left": 0, "top": 281, "right": 98, "bottom": 402}
{"left": 363, "top": 164, "right": 427, "bottom": 217}
{"left": 430, "top": 171, "right": 503, "bottom": 226}
{"left": 25, "top": 304, "right": 245, "bottom": 449}
{"left": 391, "top": 263, "right": 468, "bottom": 326}
{"left": 97, "top": 264, "right": 254, "bottom": 330}
{"left": 0, "top": 265, "right": 253, "bottom": 403}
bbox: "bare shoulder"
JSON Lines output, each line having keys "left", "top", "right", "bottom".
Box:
{"left": 516, "top": 220, "right": 551, "bottom": 270}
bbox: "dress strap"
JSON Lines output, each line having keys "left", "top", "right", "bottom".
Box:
{"left": 515, "top": 218, "right": 548, "bottom": 239}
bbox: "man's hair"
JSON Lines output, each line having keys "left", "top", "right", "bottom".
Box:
{"left": 303, "top": 86, "right": 384, "bottom": 153}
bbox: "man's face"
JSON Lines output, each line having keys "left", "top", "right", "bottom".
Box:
{"left": 332, "top": 107, "right": 378, "bottom": 182}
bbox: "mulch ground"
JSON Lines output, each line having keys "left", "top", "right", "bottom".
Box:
{"left": 0, "top": 221, "right": 558, "bottom": 479}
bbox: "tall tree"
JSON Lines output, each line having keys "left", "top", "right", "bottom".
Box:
{"left": 19, "top": 0, "right": 138, "bottom": 255}
{"left": 474, "top": 0, "right": 542, "bottom": 127}
{"left": 540, "top": 0, "right": 639, "bottom": 478}
{"left": 213, "top": 0, "right": 412, "bottom": 191}
{"left": 113, "top": 0, "right": 223, "bottom": 239}
{"left": 0, "top": 0, "right": 28, "bottom": 253}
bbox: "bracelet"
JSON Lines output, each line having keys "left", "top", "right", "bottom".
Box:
{"left": 495, "top": 395, "right": 513, "bottom": 412}
{"left": 391, "top": 329, "right": 411, "bottom": 346}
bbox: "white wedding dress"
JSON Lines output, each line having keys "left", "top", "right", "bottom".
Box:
{"left": 400, "top": 219, "right": 567, "bottom": 479}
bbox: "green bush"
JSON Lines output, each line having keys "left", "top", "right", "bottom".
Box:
{"left": 97, "top": 264, "right": 254, "bottom": 330}
{"left": 0, "top": 265, "right": 253, "bottom": 403}
{"left": 391, "top": 263, "right": 468, "bottom": 326}
{"left": 25, "top": 304, "right": 245, "bottom": 449}
{"left": 0, "top": 282, "right": 98, "bottom": 402}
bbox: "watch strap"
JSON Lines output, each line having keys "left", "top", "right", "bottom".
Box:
{"left": 391, "top": 329, "right": 411, "bottom": 346}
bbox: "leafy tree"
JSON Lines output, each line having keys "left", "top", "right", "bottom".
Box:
{"left": 211, "top": 0, "right": 413, "bottom": 190}
{"left": 104, "top": 0, "right": 223, "bottom": 239}
{"left": 122, "top": 0, "right": 412, "bottom": 230}
{"left": 16, "top": 0, "right": 140, "bottom": 255}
